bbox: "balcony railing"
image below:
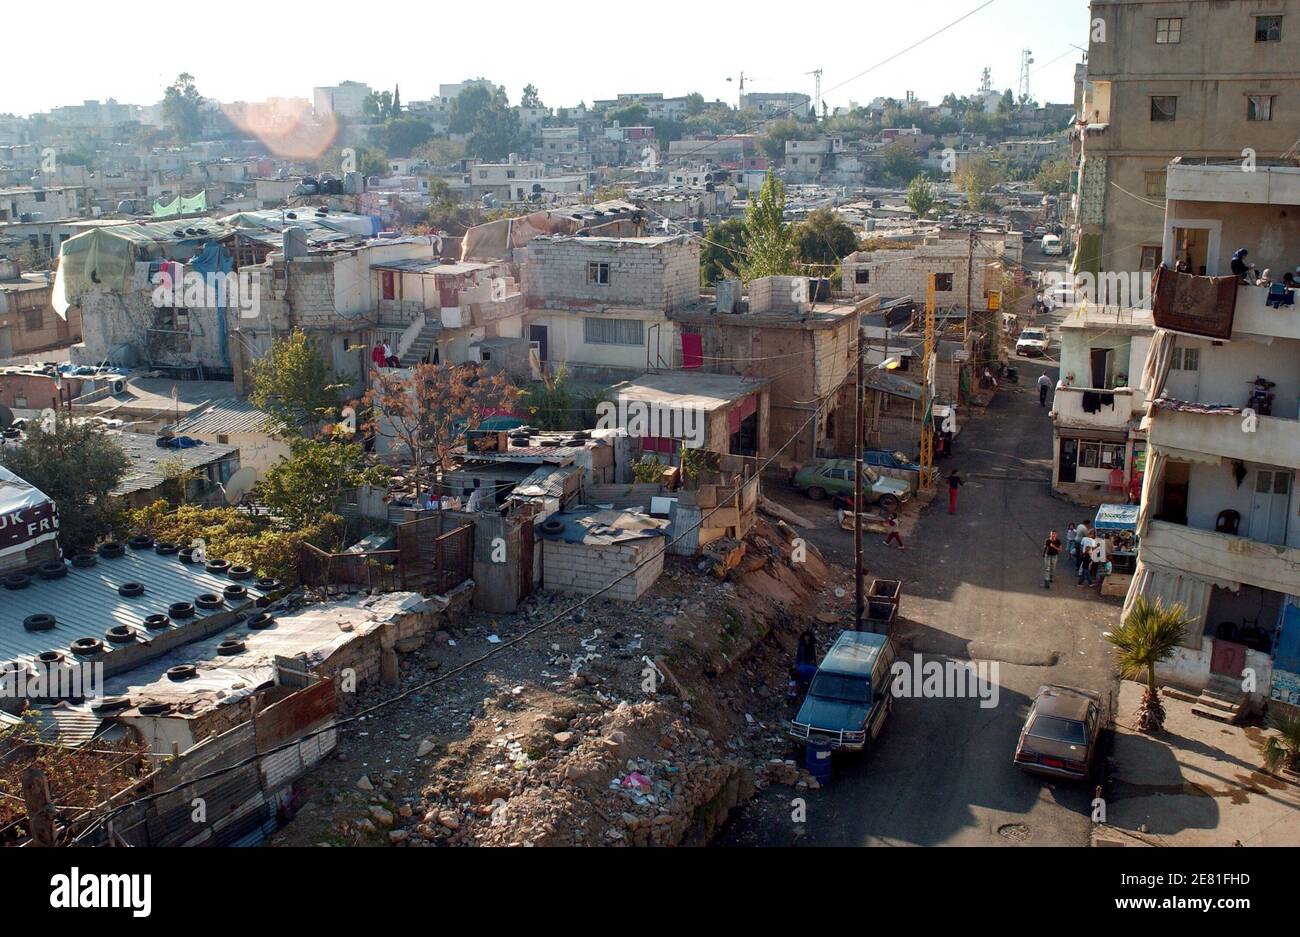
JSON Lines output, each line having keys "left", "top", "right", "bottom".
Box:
{"left": 1148, "top": 404, "right": 1300, "bottom": 470}
{"left": 1231, "top": 282, "right": 1300, "bottom": 342}
{"left": 1142, "top": 520, "right": 1300, "bottom": 596}
{"left": 1051, "top": 385, "right": 1143, "bottom": 430}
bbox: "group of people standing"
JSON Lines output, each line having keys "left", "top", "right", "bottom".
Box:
{"left": 1041, "top": 521, "right": 1110, "bottom": 590}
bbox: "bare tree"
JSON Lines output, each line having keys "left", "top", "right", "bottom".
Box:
{"left": 359, "top": 363, "right": 520, "bottom": 502}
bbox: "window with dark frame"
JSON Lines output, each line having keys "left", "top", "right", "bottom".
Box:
{"left": 935, "top": 273, "right": 954, "bottom": 291}
{"left": 583, "top": 316, "right": 643, "bottom": 346}
{"left": 1255, "top": 14, "right": 1282, "bottom": 41}
{"left": 1144, "top": 171, "right": 1167, "bottom": 197}
{"left": 855, "top": 269, "right": 870, "bottom": 284}
{"left": 1248, "top": 94, "right": 1275, "bottom": 121}
{"left": 586, "top": 261, "right": 610, "bottom": 285}
{"left": 1150, "top": 96, "right": 1177, "bottom": 121}
{"left": 1155, "top": 17, "right": 1182, "bottom": 43}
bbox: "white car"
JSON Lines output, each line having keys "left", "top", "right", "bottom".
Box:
{"left": 1016, "top": 328, "right": 1050, "bottom": 357}
{"left": 1041, "top": 234, "right": 1063, "bottom": 255}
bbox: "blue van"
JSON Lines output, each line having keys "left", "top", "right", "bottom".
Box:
{"left": 789, "top": 631, "right": 896, "bottom": 752}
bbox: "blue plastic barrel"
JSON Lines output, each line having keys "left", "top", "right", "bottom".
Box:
{"left": 805, "top": 738, "right": 833, "bottom": 784}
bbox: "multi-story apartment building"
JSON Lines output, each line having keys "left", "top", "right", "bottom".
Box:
{"left": 1049, "top": 304, "right": 1153, "bottom": 503}
{"left": 520, "top": 234, "right": 700, "bottom": 382}
{"left": 1127, "top": 160, "right": 1300, "bottom": 715}
{"left": 1075, "top": 0, "right": 1300, "bottom": 288}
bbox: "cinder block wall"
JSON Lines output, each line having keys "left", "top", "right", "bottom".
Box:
{"left": 542, "top": 536, "right": 664, "bottom": 602}
{"left": 523, "top": 237, "right": 699, "bottom": 312}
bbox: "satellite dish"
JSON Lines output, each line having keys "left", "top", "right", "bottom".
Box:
{"left": 222, "top": 466, "right": 258, "bottom": 505}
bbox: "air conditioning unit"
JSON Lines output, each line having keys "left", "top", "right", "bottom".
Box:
{"left": 110, "top": 379, "right": 126, "bottom": 395}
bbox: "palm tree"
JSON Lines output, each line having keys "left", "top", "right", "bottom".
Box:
{"left": 1259, "top": 712, "right": 1300, "bottom": 774}
{"left": 1106, "top": 596, "right": 1193, "bottom": 733}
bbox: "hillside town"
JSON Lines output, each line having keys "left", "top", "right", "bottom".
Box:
{"left": 0, "top": 1, "right": 1295, "bottom": 889}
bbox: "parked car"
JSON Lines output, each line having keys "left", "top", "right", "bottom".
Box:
{"left": 863, "top": 449, "right": 921, "bottom": 474}
{"left": 1032, "top": 225, "right": 1047, "bottom": 238}
{"left": 1013, "top": 684, "right": 1106, "bottom": 781}
{"left": 1016, "top": 327, "right": 1050, "bottom": 357}
{"left": 792, "top": 459, "right": 911, "bottom": 511}
{"left": 1041, "top": 234, "right": 1063, "bottom": 255}
{"left": 789, "top": 630, "right": 897, "bottom": 752}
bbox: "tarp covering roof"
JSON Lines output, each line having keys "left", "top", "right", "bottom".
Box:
{"left": 550, "top": 508, "right": 670, "bottom": 545}
{"left": 153, "top": 191, "right": 208, "bottom": 217}
{"left": 0, "top": 465, "right": 58, "bottom": 560}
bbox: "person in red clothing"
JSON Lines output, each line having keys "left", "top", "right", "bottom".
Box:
{"left": 948, "top": 469, "right": 964, "bottom": 514}
{"left": 882, "top": 513, "right": 905, "bottom": 549}
{"left": 371, "top": 342, "right": 386, "bottom": 368}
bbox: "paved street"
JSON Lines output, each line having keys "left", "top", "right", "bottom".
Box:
{"left": 718, "top": 308, "right": 1126, "bottom": 847}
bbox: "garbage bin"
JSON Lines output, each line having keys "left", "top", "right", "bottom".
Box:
{"left": 805, "top": 738, "right": 833, "bottom": 785}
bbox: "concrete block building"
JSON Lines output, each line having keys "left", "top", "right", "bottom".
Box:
{"left": 521, "top": 234, "right": 701, "bottom": 381}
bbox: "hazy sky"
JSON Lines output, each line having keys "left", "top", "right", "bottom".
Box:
{"left": 3, "top": 0, "right": 1090, "bottom": 117}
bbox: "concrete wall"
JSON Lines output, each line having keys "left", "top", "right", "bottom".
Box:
{"left": 542, "top": 535, "right": 664, "bottom": 602}
{"left": 0, "top": 283, "right": 80, "bottom": 355}
{"left": 523, "top": 237, "right": 699, "bottom": 314}
{"left": 1165, "top": 333, "right": 1300, "bottom": 421}
{"left": 842, "top": 238, "right": 1010, "bottom": 310}
{"left": 1166, "top": 198, "right": 1300, "bottom": 279}
{"left": 1081, "top": 0, "right": 1300, "bottom": 276}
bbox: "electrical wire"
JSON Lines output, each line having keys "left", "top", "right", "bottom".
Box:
{"left": 62, "top": 345, "right": 877, "bottom": 837}
{"left": 649, "top": 0, "right": 1000, "bottom": 169}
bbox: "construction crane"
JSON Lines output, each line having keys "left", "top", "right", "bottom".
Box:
{"left": 805, "top": 68, "right": 823, "bottom": 119}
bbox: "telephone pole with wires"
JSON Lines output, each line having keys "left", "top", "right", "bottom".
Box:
{"left": 854, "top": 324, "right": 865, "bottom": 630}
{"left": 919, "top": 275, "right": 938, "bottom": 491}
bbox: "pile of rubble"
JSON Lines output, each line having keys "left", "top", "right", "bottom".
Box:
{"left": 273, "top": 516, "right": 841, "bottom": 847}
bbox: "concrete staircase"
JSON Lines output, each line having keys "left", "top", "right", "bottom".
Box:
{"left": 1190, "top": 673, "right": 1247, "bottom": 724}
{"left": 402, "top": 315, "right": 441, "bottom": 365}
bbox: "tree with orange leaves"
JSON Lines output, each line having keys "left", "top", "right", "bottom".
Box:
{"left": 358, "top": 362, "right": 519, "bottom": 502}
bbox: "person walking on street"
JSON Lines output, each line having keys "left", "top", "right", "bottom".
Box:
{"left": 948, "top": 469, "right": 964, "bottom": 515}
{"left": 1077, "top": 529, "right": 1097, "bottom": 586}
{"left": 1038, "top": 372, "right": 1052, "bottom": 407}
{"left": 1042, "top": 529, "right": 1062, "bottom": 588}
{"left": 1065, "top": 522, "right": 1078, "bottom": 563}
{"left": 883, "top": 513, "right": 905, "bottom": 550}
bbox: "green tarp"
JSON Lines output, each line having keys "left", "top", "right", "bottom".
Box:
{"left": 152, "top": 191, "right": 208, "bottom": 217}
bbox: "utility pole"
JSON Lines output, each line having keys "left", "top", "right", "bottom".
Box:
{"left": 965, "top": 229, "right": 974, "bottom": 341}
{"left": 919, "top": 275, "right": 937, "bottom": 491}
{"left": 854, "top": 324, "right": 865, "bottom": 631}
{"left": 21, "top": 766, "right": 57, "bottom": 847}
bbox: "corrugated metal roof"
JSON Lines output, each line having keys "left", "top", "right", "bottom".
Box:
{"left": 108, "top": 430, "right": 240, "bottom": 497}
{"left": 72, "top": 592, "right": 426, "bottom": 719}
{"left": 171, "top": 398, "right": 274, "bottom": 437}
{"left": 0, "top": 548, "right": 268, "bottom": 666}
